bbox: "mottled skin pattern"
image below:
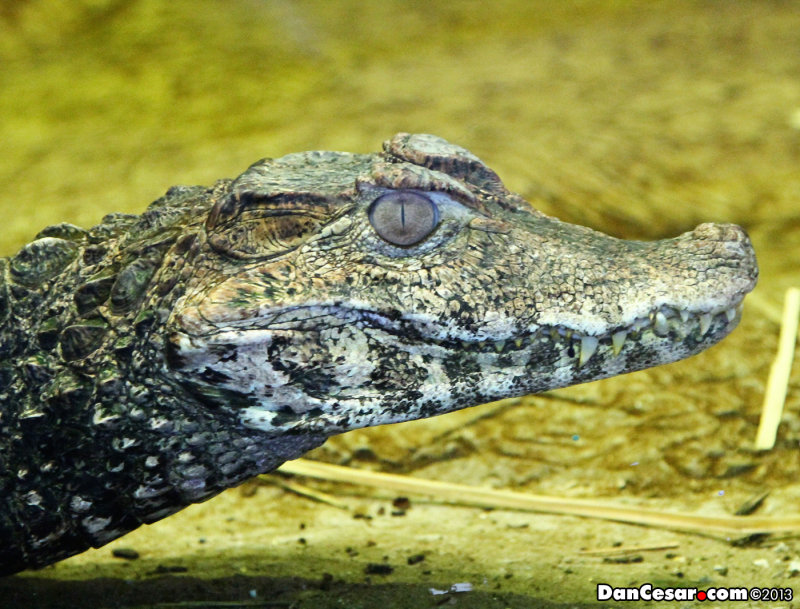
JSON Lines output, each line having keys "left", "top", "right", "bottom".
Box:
{"left": 0, "top": 134, "right": 757, "bottom": 576}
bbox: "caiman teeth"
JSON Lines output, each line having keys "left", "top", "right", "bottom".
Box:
{"left": 420, "top": 300, "right": 743, "bottom": 358}
{"left": 578, "top": 336, "right": 599, "bottom": 366}
{"left": 653, "top": 311, "right": 669, "bottom": 337}
{"left": 699, "top": 313, "right": 712, "bottom": 335}
{"left": 611, "top": 330, "right": 627, "bottom": 356}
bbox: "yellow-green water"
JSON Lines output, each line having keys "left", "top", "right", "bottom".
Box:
{"left": 1, "top": 1, "right": 799, "bottom": 607}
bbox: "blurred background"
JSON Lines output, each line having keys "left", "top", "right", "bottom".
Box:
{"left": 1, "top": 1, "right": 799, "bottom": 607}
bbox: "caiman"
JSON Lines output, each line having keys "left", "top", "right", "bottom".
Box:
{"left": 0, "top": 133, "right": 758, "bottom": 575}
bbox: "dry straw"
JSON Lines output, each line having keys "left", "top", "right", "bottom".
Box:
{"left": 755, "top": 287, "right": 800, "bottom": 450}
{"left": 278, "top": 459, "right": 800, "bottom": 536}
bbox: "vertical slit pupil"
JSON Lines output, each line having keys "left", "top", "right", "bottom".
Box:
{"left": 368, "top": 191, "right": 440, "bottom": 247}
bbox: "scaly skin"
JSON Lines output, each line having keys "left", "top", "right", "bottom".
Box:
{"left": 0, "top": 134, "right": 757, "bottom": 575}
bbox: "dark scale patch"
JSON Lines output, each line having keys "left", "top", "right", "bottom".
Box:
{"left": 133, "top": 309, "right": 156, "bottom": 336}
{"left": 272, "top": 405, "right": 302, "bottom": 426}
{"left": 210, "top": 344, "right": 238, "bottom": 363}
{"left": 165, "top": 335, "right": 188, "bottom": 369}
{"left": 443, "top": 351, "right": 482, "bottom": 380}
{"left": 156, "top": 275, "right": 179, "bottom": 297}
{"left": 173, "top": 233, "right": 197, "bottom": 256}
{"left": 35, "top": 223, "right": 89, "bottom": 243}
{"left": 524, "top": 340, "right": 563, "bottom": 376}
{"left": 96, "top": 366, "right": 124, "bottom": 397}
{"left": 74, "top": 273, "right": 116, "bottom": 314}
{"left": 21, "top": 354, "right": 54, "bottom": 386}
{"left": 58, "top": 319, "right": 109, "bottom": 361}
{"left": 113, "top": 334, "right": 136, "bottom": 360}
{"left": 0, "top": 362, "right": 15, "bottom": 393}
{"left": 82, "top": 245, "right": 108, "bottom": 266}
{"left": 10, "top": 238, "right": 79, "bottom": 288}
{"left": 36, "top": 316, "right": 61, "bottom": 351}
{"left": 88, "top": 222, "right": 126, "bottom": 245}
{"left": 200, "top": 367, "right": 232, "bottom": 384}
{"left": 265, "top": 334, "right": 296, "bottom": 367}
{"left": 110, "top": 258, "right": 159, "bottom": 313}
{"left": 43, "top": 370, "right": 93, "bottom": 413}
{"left": 296, "top": 369, "right": 339, "bottom": 399}
{"left": 412, "top": 396, "right": 439, "bottom": 418}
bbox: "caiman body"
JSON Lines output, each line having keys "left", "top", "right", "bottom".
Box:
{"left": 0, "top": 134, "right": 757, "bottom": 575}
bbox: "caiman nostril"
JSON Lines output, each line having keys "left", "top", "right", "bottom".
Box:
{"left": 691, "top": 222, "right": 750, "bottom": 244}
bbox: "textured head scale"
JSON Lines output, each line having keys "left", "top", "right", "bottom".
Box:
{"left": 167, "top": 133, "right": 758, "bottom": 437}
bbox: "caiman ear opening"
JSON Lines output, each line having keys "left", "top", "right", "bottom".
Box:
{"left": 206, "top": 192, "right": 333, "bottom": 260}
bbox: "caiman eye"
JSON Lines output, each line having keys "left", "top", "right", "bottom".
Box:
{"left": 207, "top": 194, "right": 330, "bottom": 260}
{"left": 368, "top": 191, "right": 439, "bottom": 246}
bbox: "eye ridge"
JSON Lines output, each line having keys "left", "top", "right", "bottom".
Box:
{"left": 368, "top": 191, "right": 440, "bottom": 247}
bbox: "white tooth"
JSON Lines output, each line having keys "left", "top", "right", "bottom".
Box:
{"left": 679, "top": 310, "right": 689, "bottom": 323}
{"left": 477, "top": 341, "right": 486, "bottom": 349}
{"left": 495, "top": 341, "right": 505, "bottom": 353}
{"left": 514, "top": 338, "right": 523, "bottom": 348}
{"left": 461, "top": 341, "right": 470, "bottom": 348}
{"left": 611, "top": 331, "right": 627, "bottom": 356}
{"left": 653, "top": 311, "right": 669, "bottom": 336}
{"left": 699, "top": 313, "right": 712, "bottom": 335}
{"left": 725, "top": 308, "right": 736, "bottom": 322}
{"left": 579, "top": 336, "right": 599, "bottom": 367}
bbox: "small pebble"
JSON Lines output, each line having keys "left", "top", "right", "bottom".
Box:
{"left": 713, "top": 565, "right": 728, "bottom": 576}
{"left": 407, "top": 553, "right": 425, "bottom": 565}
{"left": 787, "top": 560, "right": 800, "bottom": 577}
{"left": 603, "top": 555, "right": 643, "bottom": 564}
{"left": 111, "top": 548, "right": 139, "bottom": 560}
{"left": 753, "top": 558, "right": 770, "bottom": 568}
{"left": 392, "top": 496, "right": 411, "bottom": 510}
{"left": 365, "top": 563, "right": 394, "bottom": 575}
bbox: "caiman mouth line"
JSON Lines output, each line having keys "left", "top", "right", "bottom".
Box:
{"left": 422, "top": 301, "right": 745, "bottom": 366}
{"left": 228, "top": 298, "right": 745, "bottom": 366}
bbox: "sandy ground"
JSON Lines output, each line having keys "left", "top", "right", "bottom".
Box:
{"left": 1, "top": 1, "right": 799, "bottom": 607}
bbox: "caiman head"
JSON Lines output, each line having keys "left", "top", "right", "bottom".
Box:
{"left": 167, "top": 133, "right": 758, "bottom": 437}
